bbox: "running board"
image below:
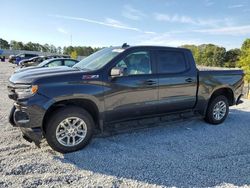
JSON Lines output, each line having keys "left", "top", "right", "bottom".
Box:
{"left": 97, "top": 110, "right": 201, "bottom": 137}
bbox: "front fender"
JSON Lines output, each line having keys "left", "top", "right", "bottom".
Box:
{"left": 38, "top": 80, "right": 105, "bottom": 113}
{"left": 43, "top": 94, "right": 104, "bottom": 114}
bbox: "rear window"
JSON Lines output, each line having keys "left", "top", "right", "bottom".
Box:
{"left": 156, "top": 50, "right": 187, "bottom": 74}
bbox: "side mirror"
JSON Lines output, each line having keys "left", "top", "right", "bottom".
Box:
{"left": 110, "top": 67, "right": 124, "bottom": 77}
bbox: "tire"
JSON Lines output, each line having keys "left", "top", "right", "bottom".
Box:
{"left": 205, "top": 95, "right": 229, "bottom": 125}
{"left": 45, "top": 106, "right": 94, "bottom": 153}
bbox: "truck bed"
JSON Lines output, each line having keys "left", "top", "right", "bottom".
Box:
{"left": 197, "top": 65, "right": 242, "bottom": 71}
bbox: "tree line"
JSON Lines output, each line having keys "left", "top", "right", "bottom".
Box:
{"left": 181, "top": 44, "right": 240, "bottom": 68}
{"left": 237, "top": 39, "right": 250, "bottom": 96}
{"left": 1, "top": 37, "right": 247, "bottom": 68}
{"left": 182, "top": 39, "right": 250, "bottom": 97}
{"left": 0, "top": 38, "right": 101, "bottom": 57}
{"left": 1, "top": 37, "right": 249, "bottom": 92}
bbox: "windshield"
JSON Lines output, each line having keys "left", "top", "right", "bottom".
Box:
{"left": 73, "top": 47, "right": 123, "bottom": 71}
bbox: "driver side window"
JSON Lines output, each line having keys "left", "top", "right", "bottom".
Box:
{"left": 115, "top": 51, "right": 152, "bottom": 76}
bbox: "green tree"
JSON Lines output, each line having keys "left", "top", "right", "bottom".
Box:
{"left": 181, "top": 44, "right": 201, "bottom": 65}
{"left": 10, "top": 40, "right": 24, "bottom": 50}
{"left": 57, "top": 47, "right": 62, "bottom": 54}
{"left": 43, "top": 44, "right": 50, "bottom": 52}
{"left": 70, "top": 50, "right": 78, "bottom": 59}
{"left": 63, "top": 46, "right": 100, "bottom": 57}
{"left": 50, "top": 45, "right": 57, "bottom": 53}
{"left": 63, "top": 46, "right": 74, "bottom": 55}
{"left": 224, "top": 48, "right": 241, "bottom": 68}
{"left": 199, "top": 44, "right": 226, "bottom": 67}
{"left": 182, "top": 44, "right": 226, "bottom": 67}
{"left": 0, "top": 38, "right": 10, "bottom": 49}
{"left": 241, "top": 39, "right": 250, "bottom": 52}
{"left": 238, "top": 39, "right": 250, "bottom": 97}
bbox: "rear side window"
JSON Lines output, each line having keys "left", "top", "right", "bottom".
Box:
{"left": 156, "top": 50, "right": 187, "bottom": 74}
{"left": 64, "top": 60, "right": 77, "bottom": 67}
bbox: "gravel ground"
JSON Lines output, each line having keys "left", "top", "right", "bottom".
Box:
{"left": 0, "top": 61, "right": 250, "bottom": 188}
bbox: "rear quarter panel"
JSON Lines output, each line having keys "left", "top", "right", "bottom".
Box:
{"left": 196, "top": 69, "right": 244, "bottom": 115}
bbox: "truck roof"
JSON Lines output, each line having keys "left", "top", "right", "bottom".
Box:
{"left": 116, "top": 44, "right": 191, "bottom": 52}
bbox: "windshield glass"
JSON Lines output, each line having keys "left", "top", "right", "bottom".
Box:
{"left": 73, "top": 47, "right": 123, "bottom": 71}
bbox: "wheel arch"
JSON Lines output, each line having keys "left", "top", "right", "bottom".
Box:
{"left": 42, "top": 98, "right": 102, "bottom": 133}
{"left": 209, "top": 87, "right": 235, "bottom": 106}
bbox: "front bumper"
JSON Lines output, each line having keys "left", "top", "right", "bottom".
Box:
{"left": 11, "top": 102, "right": 45, "bottom": 128}
{"left": 9, "top": 104, "right": 44, "bottom": 146}
{"left": 20, "top": 127, "right": 43, "bottom": 147}
{"left": 8, "top": 96, "right": 48, "bottom": 145}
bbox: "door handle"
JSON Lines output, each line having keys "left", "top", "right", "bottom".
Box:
{"left": 185, "top": 78, "right": 194, "bottom": 83}
{"left": 145, "top": 80, "right": 157, "bottom": 85}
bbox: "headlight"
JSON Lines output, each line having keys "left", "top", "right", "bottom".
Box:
{"left": 15, "top": 85, "right": 38, "bottom": 99}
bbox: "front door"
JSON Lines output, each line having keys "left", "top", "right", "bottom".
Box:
{"left": 104, "top": 50, "right": 159, "bottom": 122}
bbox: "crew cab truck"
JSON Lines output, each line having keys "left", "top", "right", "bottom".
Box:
{"left": 8, "top": 45, "right": 244, "bottom": 153}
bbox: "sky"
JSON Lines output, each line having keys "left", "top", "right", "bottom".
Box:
{"left": 1, "top": 0, "right": 250, "bottom": 49}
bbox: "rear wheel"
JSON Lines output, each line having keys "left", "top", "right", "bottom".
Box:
{"left": 45, "top": 106, "right": 94, "bottom": 153}
{"left": 205, "top": 95, "right": 229, "bottom": 125}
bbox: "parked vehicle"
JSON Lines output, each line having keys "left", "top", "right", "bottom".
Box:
{"left": 0, "top": 56, "right": 6, "bottom": 62}
{"left": 8, "top": 55, "right": 16, "bottom": 63}
{"left": 18, "top": 56, "right": 44, "bottom": 67}
{"left": 8, "top": 45, "right": 244, "bottom": 153}
{"left": 20, "top": 55, "right": 71, "bottom": 67}
{"left": 15, "top": 58, "right": 79, "bottom": 73}
{"left": 15, "top": 53, "right": 38, "bottom": 64}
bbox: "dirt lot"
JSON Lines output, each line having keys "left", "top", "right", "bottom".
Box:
{"left": 0, "top": 61, "right": 250, "bottom": 188}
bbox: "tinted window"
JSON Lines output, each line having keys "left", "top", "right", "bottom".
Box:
{"left": 64, "top": 60, "right": 77, "bottom": 67}
{"left": 47, "top": 60, "right": 63, "bottom": 67}
{"left": 25, "top": 54, "right": 36, "bottom": 58}
{"left": 115, "top": 51, "right": 152, "bottom": 75}
{"left": 157, "top": 50, "right": 187, "bottom": 74}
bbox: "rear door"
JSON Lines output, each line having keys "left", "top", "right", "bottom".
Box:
{"left": 104, "top": 49, "right": 159, "bottom": 122}
{"left": 155, "top": 49, "right": 197, "bottom": 114}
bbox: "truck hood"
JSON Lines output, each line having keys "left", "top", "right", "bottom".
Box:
{"left": 9, "top": 66, "right": 80, "bottom": 84}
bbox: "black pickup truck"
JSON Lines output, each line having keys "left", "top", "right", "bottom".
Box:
{"left": 8, "top": 45, "right": 244, "bottom": 153}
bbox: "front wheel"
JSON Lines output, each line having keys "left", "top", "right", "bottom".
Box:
{"left": 205, "top": 95, "right": 229, "bottom": 125}
{"left": 45, "top": 106, "right": 94, "bottom": 153}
